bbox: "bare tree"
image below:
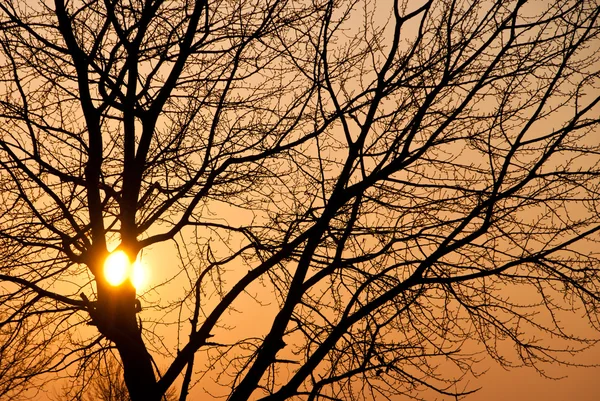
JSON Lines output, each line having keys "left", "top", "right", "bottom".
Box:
{"left": 1, "top": 0, "right": 599, "bottom": 400}
{"left": 86, "top": 358, "right": 132, "bottom": 401}
{"left": 47, "top": 351, "right": 178, "bottom": 401}
{"left": 55, "top": 355, "right": 177, "bottom": 401}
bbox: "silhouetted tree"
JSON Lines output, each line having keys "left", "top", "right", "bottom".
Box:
{"left": 88, "top": 357, "right": 177, "bottom": 401}
{"left": 1, "top": 1, "right": 599, "bottom": 400}
{"left": 52, "top": 354, "right": 177, "bottom": 401}
{"left": 81, "top": 358, "right": 131, "bottom": 401}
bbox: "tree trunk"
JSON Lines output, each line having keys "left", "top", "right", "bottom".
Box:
{"left": 91, "top": 282, "right": 160, "bottom": 401}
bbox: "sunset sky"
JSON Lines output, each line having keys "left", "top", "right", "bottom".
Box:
{"left": 1, "top": 1, "right": 600, "bottom": 400}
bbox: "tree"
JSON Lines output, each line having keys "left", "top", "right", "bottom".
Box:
{"left": 0, "top": 0, "right": 599, "bottom": 400}
{"left": 55, "top": 354, "right": 177, "bottom": 401}
{"left": 85, "top": 358, "right": 132, "bottom": 401}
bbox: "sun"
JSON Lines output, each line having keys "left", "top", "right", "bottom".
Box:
{"left": 103, "top": 250, "right": 149, "bottom": 290}
{"left": 104, "top": 250, "right": 129, "bottom": 286}
{"left": 131, "top": 260, "right": 148, "bottom": 290}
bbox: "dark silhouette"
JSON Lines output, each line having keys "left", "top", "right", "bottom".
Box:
{"left": 56, "top": 355, "right": 177, "bottom": 401}
{"left": 0, "top": 1, "right": 599, "bottom": 400}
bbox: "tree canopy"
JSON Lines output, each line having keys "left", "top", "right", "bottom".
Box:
{"left": 1, "top": 0, "right": 599, "bottom": 400}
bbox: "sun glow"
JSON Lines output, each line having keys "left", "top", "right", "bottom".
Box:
{"left": 103, "top": 250, "right": 149, "bottom": 290}
{"left": 131, "top": 260, "right": 148, "bottom": 290}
